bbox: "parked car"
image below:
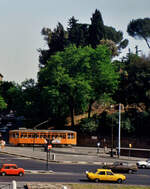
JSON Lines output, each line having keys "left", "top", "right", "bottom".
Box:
{"left": 0, "top": 164, "right": 24, "bottom": 176}
{"left": 103, "top": 161, "right": 138, "bottom": 174}
{"left": 137, "top": 159, "right": 150, "bottom": 168}
{"left": 85, "top": 169, "right": 126, "bottom": 183}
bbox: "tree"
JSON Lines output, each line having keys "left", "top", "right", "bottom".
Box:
{"left": 89, "top": 9, "right": 105, "bottom": 48}
{"left": 0, "top": 81, "right": 15, "bottom": 112}
{"left": 38, "top": 44, "right": 119, "bottom": 127}
{"left": 39, "top": 9, "right": 128, "bottom": 67}
{"left": 100, "top": 39, "right": 118, "bottom": 57}
{"left": 115, "top": 53, "right": 150, "bottom": 109}
{"left": 127, "top": 18, "right": 150, "bottom": 49}
{"left": 0, "top": 95, "right": 7, "bottom": 111}
{"left": 39, "top": 23, "right": 68, "bottom": 67}
{"left": 68, "top": 17, "right": 89, "bottom": 47}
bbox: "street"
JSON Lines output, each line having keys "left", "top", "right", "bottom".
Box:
{"left": 0, "top": 153, "right": 150, "bottom": 185}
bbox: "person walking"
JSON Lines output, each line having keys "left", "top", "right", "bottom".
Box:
{"left": 1, "top": 139, "right": 6, "bottom": 149}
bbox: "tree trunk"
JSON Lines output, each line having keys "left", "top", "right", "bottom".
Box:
{"left": 69, "top": 97, "right": 75, "bottom": 127}
{"left": 88, "top": 101, "right": 93, "bottom": 118}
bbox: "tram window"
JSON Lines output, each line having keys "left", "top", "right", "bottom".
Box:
{"left": 44, "top": 135, "right": 47, "bottom": 138}
{"left": 71, "top": 133, "right": 74, "bottom": 138}
{"left": 20, "top": 133, "right": 27, "bottom": 138}
{"left": 68, "top": 133, "right": 74, "bottom": 139}
{"left": 52, "top": 135, "right": 55, "bottom": 139}
{"left": 12, "top": 133, "right": 19, "bottom": 138}
{"left": 68, "top": 133, "right": 71, "bottom": 139}
{"left": 47, "top": 135, "right": 51, "bottom": 139}
{"left": 62, "top": 134, "right": 66, "bottom": 139}
{"left": 59, "top": 134, "right": 65, "bottom": 139}
{"left": 35, "top": 134, "right": 39, "bottom": 138}
{"left": 40, "top": 134, "right": 44, "bottom": 138}
{"left": 28, "top": 134, "right": 32, "bottom": 138}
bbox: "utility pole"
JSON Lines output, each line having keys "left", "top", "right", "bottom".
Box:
{"left": 118, "top": 103, "right": 121, "bottom": 158}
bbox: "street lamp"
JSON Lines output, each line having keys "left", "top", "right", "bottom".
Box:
{"left": 110, "top": 105, "right": 114, "bottom": 157}
{"left": 118, "top": 103, "right": 121, "bottom": 158}
{"left": 33, "top": 133, "right": 37, "bottom": 152}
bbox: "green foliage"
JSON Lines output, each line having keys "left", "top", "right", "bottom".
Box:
{"left": 78, "top": 117, "right": 99, "bottom": 135}
{"left": 38, "top": 44, "right": 119, "bottom": 126}
{"left": 104, "top": 26, "right": 128, "bottom": 50}
{"left": 100, "top": 39, "right": 118, "bottom": 57}
{"left": 0, "top": 95, "right": 7, "bottom": 110}
{"left": 39, "top": 9, "right": 128, "bottom": 67}
{"left": 39, "top": 23, "right": 68, "bottom": 66}
{"left": 89, "top": 9, "right": 105, "bottom": 48}
{"left": 114, "top": 54, "right": 150, "bottom": 108}
{"left": 127, "top": 18, "right": 150, "bottom": 48}
{"left": 68, "top": 17, "right": 89, "bottom": 47}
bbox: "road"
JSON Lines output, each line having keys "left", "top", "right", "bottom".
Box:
{"left": 0, "top": 153, "right": 150, "bottom": 185}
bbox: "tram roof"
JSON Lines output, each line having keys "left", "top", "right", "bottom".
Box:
{"left": 9, "top": 129, "right": 76, "bottom": 133}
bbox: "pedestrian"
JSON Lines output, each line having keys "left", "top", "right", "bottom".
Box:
{"left": 1, "top": 140, "right": 5, "bottom": 149}
{"left": 97, "top": 141, "right": 100, "bottom": 153}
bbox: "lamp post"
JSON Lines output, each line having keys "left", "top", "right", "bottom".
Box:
{"left": 110, "top": 105, "right": 114, "bottom": 157}
{"left": 118, "top": 103, "right": 121, "bottom": 158}
{"left": 33, "top": 133, "right": 37, "bottom": 152}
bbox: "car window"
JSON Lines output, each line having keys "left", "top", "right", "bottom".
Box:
{"left": 4, "top": 166, "right": 10, "bottom": 169}
{"left": 106, "top": 171, "right": 113, "bottom": 175}
{"left": 98, "top": 171, "right": 105, "bottom": 175}
{"left": 11, "top": 166, "right": 17, "bottom": 169}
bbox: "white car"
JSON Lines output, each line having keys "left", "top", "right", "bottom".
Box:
{"left": 137, "top": 159, "right": 150, "bottom": 168}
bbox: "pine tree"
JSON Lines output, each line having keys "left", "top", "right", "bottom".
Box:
{"left": 89, "top": 9, "right": 105, "bottom": 48}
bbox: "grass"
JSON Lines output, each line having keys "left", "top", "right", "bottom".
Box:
{"left": 66, "top": 184, "right": 150, "bottom": 189}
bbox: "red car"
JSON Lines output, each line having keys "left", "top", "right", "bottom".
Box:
{"left": 0, "top": 164, "right": 24, "bottom": 176}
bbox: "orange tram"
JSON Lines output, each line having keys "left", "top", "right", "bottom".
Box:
{"left": 9, "top": 129, "right": 77, "bottom": 146}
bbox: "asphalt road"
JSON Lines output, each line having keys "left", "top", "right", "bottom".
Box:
{"left": 0, "top": 153, "right": 150, "bottom": 185}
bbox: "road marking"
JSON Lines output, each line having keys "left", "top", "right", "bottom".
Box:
{"left": 0, "top": 157, "right": 30, "bottom": 160}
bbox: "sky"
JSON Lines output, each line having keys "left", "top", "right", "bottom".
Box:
{"left": 0, "top": 0, "right": 150, "bottom": 84}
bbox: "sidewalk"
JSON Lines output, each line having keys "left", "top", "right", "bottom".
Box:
{"left": 0, "top": 145, "right": 146, "bottom": 166}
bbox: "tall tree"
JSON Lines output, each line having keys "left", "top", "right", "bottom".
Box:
{"left": 38, "top": 45, "right": 119, "bottom": 127}
{"left": 114, "top": 53, "right": 150, "bottom": 109}
{"left": 89, "top": 9, "right": 105, "bottom": 48}
{"left": 104, "top": 26, "right": 128, "bottom": 50}
{"left": 68, "top": 17, "right": 89, "bottom": 47}
{"left": 39, "top": 23, "right": 68, "bottom": 67}
{"left": 39, "top": 9, "right": 128, "bottom": 67}
{"left": 127, "top": 18, "right": 150, "bottom": 49}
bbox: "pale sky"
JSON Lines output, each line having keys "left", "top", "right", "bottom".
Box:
{"left": 0, "top": 0, "right": 150, "bottom": 83}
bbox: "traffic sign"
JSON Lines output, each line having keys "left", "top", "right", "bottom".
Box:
{"left": 48, "top": 144, "right": 52, "bottom": 150}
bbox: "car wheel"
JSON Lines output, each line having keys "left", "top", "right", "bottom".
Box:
{"left": 1, "top": 172, "right": 6, "bottom": 176}
{"left": 18, "top": 172, "right": 24, "bottom": 176}
{"left": 95, "top": 178, "right": 99, "bottom": 183}
{"left": 128, "top": 169, "right": 133, "bottom": 174}
{"left": 117, "top": 178, "right": 122, "bottom": 184}
{"left": 142, "top": 165, "right": 146, "bottom": 169}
